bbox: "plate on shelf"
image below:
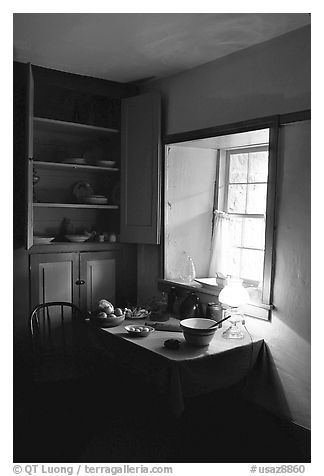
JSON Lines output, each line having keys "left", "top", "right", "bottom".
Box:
{"left": 72, "top": 181, "right": 94, "bottom": 202}
{"left": 33, "top": 236, "right": 55, "bottom": 245}
{"left": 64, "top": 158, "right": 88, "bottom": 165}
{"left": 65, "top": 234, "right": 89, "bottom": 243}
{"left": 83, "top": 195, "right": 108, "bottom": 205}
{"left": 194, "top": 278, "right": 218, "bottom": 290}
{"left": 96, "top": 160, "right": 116, "bottom": 168}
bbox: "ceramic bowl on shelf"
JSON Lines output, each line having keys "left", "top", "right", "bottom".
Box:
{"left": 83, "top": 195, "right": 108, "bottom": 205}
{"left": 124, "top": 325, "right": 155, "bottom": 337}
{"left": 33, "top": 236, "right": 55, "bottom": 244}
{"left": 64, "top": 158, "right": 88, "bottom": 165}
{"left": 180, "top": 318, "right": 218, "bottom": 347}
{"left": 65, "top": 234, "right": 89, "bottom": 243}
{"left": 95, "top": 160, "right": 116, "bottom": 168}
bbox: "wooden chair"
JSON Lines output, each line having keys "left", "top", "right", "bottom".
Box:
{"left": 29, "top": 301, "right": 92, "bottom": 383}
{"left": 27, "top": 302, "right": 101, "bottom": 459}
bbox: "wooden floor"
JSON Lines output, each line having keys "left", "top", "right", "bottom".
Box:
{"left": 13, "top": 363, "right": 310, "bottom": 463}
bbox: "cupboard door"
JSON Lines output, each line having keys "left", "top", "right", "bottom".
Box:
{"left": 79, "top": 251, "right": 119, "bottom": 312}
{"left": 30, "top": 253, "right": 79, "bottom": 311}
{"left": 120, "top": 93, "right": 161, "bottom": 244}
{"left": 26, "top": 63, "right": 34, "bottom": 249}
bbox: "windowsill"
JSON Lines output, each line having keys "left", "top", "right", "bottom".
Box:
{"left": 158, "top": 278, "right": 221, "bottom": 297}
{"left": 158, "top": 278, "right": 274, "bottom": 321}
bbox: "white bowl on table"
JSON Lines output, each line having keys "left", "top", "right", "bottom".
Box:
{"left": 180, "top": 318, "right": 218, "bottom": 347}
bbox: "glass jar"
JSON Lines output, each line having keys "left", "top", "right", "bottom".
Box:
{"left": 206, "top": 302, "right": 223, "bottom": 327}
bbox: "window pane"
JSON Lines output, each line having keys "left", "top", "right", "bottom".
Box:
{"left": 242, "top": 217, "right": 265, "bottom": 249}
{"left": 229, "top": 216, "right": 243, "bottom": 247}
{"left": 247, "top": 285, "right": 263, "bottom": 305}
{"left": 246, "top": 184, "right": 267, "bottom": 214}
{"left": 229, "top": 153, "right": 248, "bottom": 183}
{"left": 240, "top": 249, "right": 264, "bottom": 282}
{"left": 248, "top": 151, "right": 268, "bottom": 183}
{"left": 227, "top": 184, "right": 247, "bottom": 213}
{"left": 228, "top": 247, "right": 241, "bottom": 278}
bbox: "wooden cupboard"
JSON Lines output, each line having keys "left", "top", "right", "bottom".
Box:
{"left": 26, "top": 64, "right": 161, "bottom": 248}
{"left": 27, "top": 64, "right": 128, "bottom": 248}
{"left": 22, "top": 63, "right": 162, "bottom": 313}
{"left": 30, "top": 250, "right": 121, "bottom": 313}
{"left": 30, "top": 252, "right": 79, "bottom": 310}
{"left": 120, "top": 93, "right": 161, "bottom": 244}
{"left": 79, "top": 250, "right": 119, "bottom": 312}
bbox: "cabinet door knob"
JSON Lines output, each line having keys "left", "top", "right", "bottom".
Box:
{"left": 75, "top": 279, "right": 86, "bottom": 285}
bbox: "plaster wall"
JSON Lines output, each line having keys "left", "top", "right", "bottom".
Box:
{"left": 141, "top": 26, "right": 311, "bottom": 428}
{"left": 145, "top": 26, "right": 310, "bottom": 134}
{"left": 165, "top": 146, "right": 216, "bottom": 279}
{"left": 247, "top": 120, "right": 311, "bottom": 429}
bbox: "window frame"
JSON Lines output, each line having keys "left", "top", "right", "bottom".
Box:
{"left": 161, "top": 116, "right": 280, "bottom": 320}
{"left": 219, "top": 144, "right": 269, "bottom": 288}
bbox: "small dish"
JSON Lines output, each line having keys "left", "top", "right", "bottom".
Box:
{"left": 124, "top": 325, "right": 155, "bottom": 337}
{"left": 65, "top": 234, "right": 89, "bottom": 243}
{"left": 96, "top": 160, "right": 116, "bottom": 168}
{"left": 33, "top": 236, "right": 55, "bottom": 244}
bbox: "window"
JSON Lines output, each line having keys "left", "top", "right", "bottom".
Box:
{"left": 217, "top": 146, "right": 268, "bottom": 290}
{"left": 164, "top": 125, "right": 277, "bottom": 319}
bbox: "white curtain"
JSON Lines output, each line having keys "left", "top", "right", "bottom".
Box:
{"left": 208, "top": 210, "right": 232, "bottom": 278}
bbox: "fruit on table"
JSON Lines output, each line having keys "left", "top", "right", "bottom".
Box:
{"left": 128, "top": 326, "right": 151, "bottom": 333}
{"left": 98, "top": 299, "right": 114, "bottom": 314}
{"left": 115, "top": 307, "right": 123, "bottom": 317}
{"left": 124, "top": 308, "right": 132, "bottom": 318}
{"left": 124, "top": 307, "right": 150, "bottom": 319}
{"left": 96, "top": 311, "right": 108, "bottom": 319}
{"left": 133, "top": 308, "right": 150, "bottom": 318}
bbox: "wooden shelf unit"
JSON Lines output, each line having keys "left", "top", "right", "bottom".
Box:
{"left": 28, "top": 65, "right": 123, "bottom": 248}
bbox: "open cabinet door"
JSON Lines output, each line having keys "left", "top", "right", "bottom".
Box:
{"left": 26, "top": 63, "right": 34, "bottom": 249}
{"left": 120, "top": 93, "right": 161, "bottom": 244}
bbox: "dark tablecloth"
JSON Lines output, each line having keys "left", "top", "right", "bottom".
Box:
{"left": 88, "top": 318, "right": 264, "bottom": 416}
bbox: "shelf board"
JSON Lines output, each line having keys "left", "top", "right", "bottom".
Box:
{"left": 29, "top": 242, "right": 123, "bottom": 253}
{"left": 33, "top": 202, "right": 119, "bottom": 210}
{"left": 34, "top": 116, "right": 119, "bottom": 135}
{"left": 33, "top": 160, "right": 119, "bottom": 172}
